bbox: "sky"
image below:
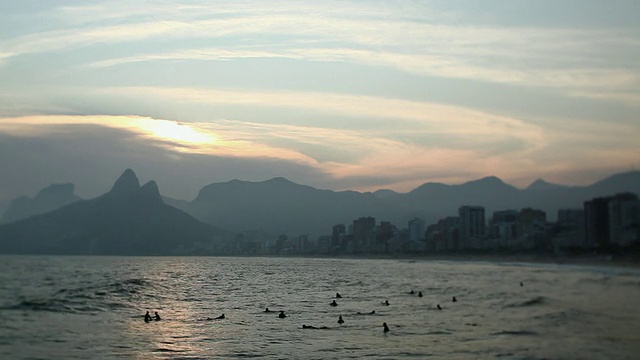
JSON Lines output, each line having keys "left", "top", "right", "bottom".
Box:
{"left": 0, "top": 0, "right": 639, "bottom": 203}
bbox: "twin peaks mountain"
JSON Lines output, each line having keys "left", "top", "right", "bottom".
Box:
{"left": 0, "top": 169, "right": 225, "bottom": 255}
{"left": 1, "top": 168, "right": 639, "bottom": 255}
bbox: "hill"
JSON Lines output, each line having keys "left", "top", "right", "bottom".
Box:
{"left": 1, "top": 183, "right": 82, "bottom": 224}
{"left": 187, "top": 171, "right": 640, "bottom": 236}
{"left": 0, "top": 169, "right": 226, "bottom": 255}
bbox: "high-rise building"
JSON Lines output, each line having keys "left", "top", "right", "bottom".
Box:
{"left": 353, "top": 217, "right": 375, "bottom": 252}
{"left": 437, "top": 216, "right": 460, "bottom": 251}
{"left": 408, "top": 217, "right": 426, "bottom": 242}
{"left": 458, "top": 206, "right": 485, "bottom": 250}
{"left": 331, "top": 224, "right": 346, "bottom": 250}
{"left": 608, "top": 193, "right": 639, "bottom": 246}
{"left": 489, "top": 210, "right": 518, "bottom": 247}
{"left": 555, "top": 208, "right": 585, "bottom": 248}
{"left": 375, "top": 221, "right": 396, "bottom": 252}
{"left": 585, "top": 197, "right": 613, "bottom": 247}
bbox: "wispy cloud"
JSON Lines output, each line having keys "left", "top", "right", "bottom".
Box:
{"left": 1, "top": 1, "right": 638, "bottom": 193}
{"left": 101, "top": 86, "right": 545, "bottom": 145}
{"left": 4, "top": 2, "right": 638, "bottom": 94}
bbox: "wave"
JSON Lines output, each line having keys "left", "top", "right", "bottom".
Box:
{"left": 492, "top": 330, "right": 539, "bottom": 336}
{"left": 503, "top": 296, "right": 547, "bottom": 308}
{"left": 1, "top": 298, "right": 104, "bottom": 314}
{"left": 0, "top": 277, "right": 158, "bottom": 314}
{"left": 533, "top": 308, "right": 593, "bottom": 327}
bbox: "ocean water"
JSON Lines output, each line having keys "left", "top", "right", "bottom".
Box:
{"left": 0, "top": 256, "right": 639, "bottom": 359}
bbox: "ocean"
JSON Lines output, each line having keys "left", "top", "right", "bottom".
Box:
{"left": 0, "top": 255, "right": 638, "bottom": 359}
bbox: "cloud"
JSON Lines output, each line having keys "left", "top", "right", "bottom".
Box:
{"left": 101, "top": 86, "right": 545, "bottom": 145}
{"left": 3, "top": 2, "right": 637, "bottom": 95}
{"left": 0, "top": 123, "right": 330, "bottom": 202}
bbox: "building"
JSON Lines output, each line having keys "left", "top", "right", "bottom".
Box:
{"left": 408, "top": 217, "right": 425, "bottom": 242}
{"left": 375, "top": 221, "right": 396, "bottom": 252}
{"left": 331, "top": 224, "right": 346, "bottom": 252}
{"left": 459, "top": 206, "right": 486, "bottom": 250}
{"left": 353, "top": 216, "right": 376, "bottom": 253}
{"left": 489, "top": 210, "right": 518, "bottom": 248}
{"left": 584, "top": 193, "right": 639, "bottom": 248}
{"left": 584, "top": 197, "right": 610, "bottom": 247}
{"left": 518, "top": 208, "right": 547, "bottom": 249}
{"left": 608, "top": 193, "right": 639, "bottom": 246}
{"left": 554, "top": 208, "right": 585, "bottom": 248}
{"left": 435, "top": 216, "right": 460, "bottom": 251}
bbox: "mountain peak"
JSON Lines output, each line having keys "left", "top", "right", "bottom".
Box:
{"left": 464, "top": 176, "right": 507, "bottom": 187}
{"left": 109, "top": 169, "right": 140, "bottom": 197}
{"left": 139, "top": 181, "right": 163, "bottom": 203}
{"left": 35, "top": 183, "right": 75, "bottom": 201}
{"left": 526, "top": 179, "right": 565, "bottom": 190}
{"left": 265, "top": 177, "right": 295, "bottom": 185}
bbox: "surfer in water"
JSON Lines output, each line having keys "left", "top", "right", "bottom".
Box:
{"left": 154, "top": 312, "right": 161, "bottom": 321}
{"left": 279, "top": 311, "right": 287, "bottom": 318}
{"left": 383, "top": 322, "right": 390, "bottom": 333}
{"left": 337, "top": 315, "right": 344, "bottom": 324}
{"left": 144, "top": 311, "right": 152, "bottom": 322}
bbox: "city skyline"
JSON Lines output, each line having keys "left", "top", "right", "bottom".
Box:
{"left": 1, "top": 1, "right": 639, "bottom": 203}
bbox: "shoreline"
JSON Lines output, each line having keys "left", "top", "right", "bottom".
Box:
{"left": 2, "top": 252, "right": 639, "bottom": 269}
{"left": 298, "top": 252, "right": 640, "bottom": 269}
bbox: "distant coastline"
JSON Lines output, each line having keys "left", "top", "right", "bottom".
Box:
{"left": 289, "top": 252, "right": 640, "bottom": 269}
{"left": 1, "top": 251, "right": 639, "bottom": 269}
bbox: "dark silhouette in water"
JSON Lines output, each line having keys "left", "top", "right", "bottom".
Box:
{"left": 264, "top": 307, "right": 275, "bottom": 313}
{"left": 520, "top": 281, "right": 524, "bottom": 287}
{"left": 144, "top": 311, "right": 152, "bottom": 322}
{"left": 302, "top": 324, "right": 329, "bottom": 329}
{"left": 337, "top": 315, "right": 344, "bottom": 324}
{"left": 383, "top": 300, "right": 389, "bottom": 306}
{"left": 410, "top": 290, "right": 415, "bottom": 294}
{"left": 154, "top": 312, "right": 161, "bottom": 321}
{"left": 437, "top": 304, "right": 442, "bottom": 310}
{"left": 336, "top": 292, "right": 342, "bottom": 298}
{"left": 418, "top": 291, "right": 423, "bottom": 297}
{"left": 356, "top": 310, "right": 376, "bottom": 315}
{"left": 452, "top": 296, "right": 457, "bottom": 302}
{"left": 279, "top": 311, "right": 287, "bottom": 318}
{"left": 383, "top": 322, "right": 390, "bottom": 333}
{"left": 330, "top": 300, "right": 338, "bottom": 306}
{"left": 207, "top": 314, "right": 225, "bottom": 320}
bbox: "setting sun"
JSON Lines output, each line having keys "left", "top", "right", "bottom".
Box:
{"left": 136, "top": 119, "right": 216, "bottom": 146}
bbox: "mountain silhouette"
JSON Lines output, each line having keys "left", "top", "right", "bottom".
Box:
{"left": 1, "top": 183, "right": 82, "bottom": 224}
{"left": 1, "top": 170, "right": 639, "bottom": 244}
{"left": 0, "top": 169, "right": 226, "bottom": 255}
{"left": 187, "top": 177, "right": 410, "bottom": 238}
{"left": 526, "top": 179, "right": 568, "bottom": 191}
{"left": 186, "top": 171, "right": 640, "bottom": 236}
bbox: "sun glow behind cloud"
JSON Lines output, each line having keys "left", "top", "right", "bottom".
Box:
{"left": 0, "top": 116, "right": 216, "bottom": 153}
{"left": 0, "top": 115, "right": 319, "bottom": 165}
{"left": 135, "top": 119, "right": 216, "bottom": 147}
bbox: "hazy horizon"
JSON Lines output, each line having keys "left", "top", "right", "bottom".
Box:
{"left": 2, "top": 167, "right": 638, "bottom": 206}
{"left": 1, "top": 1, "right": 639, "bottom": 203}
